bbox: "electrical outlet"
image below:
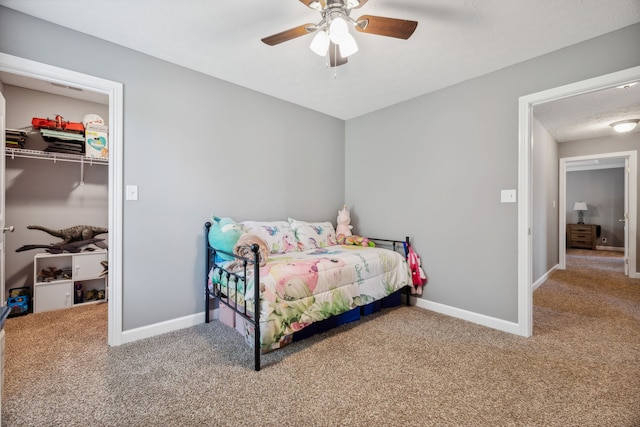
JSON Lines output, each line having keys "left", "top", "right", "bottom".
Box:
{"left": 602, "top": 237, "right": 607, "bottom": 243}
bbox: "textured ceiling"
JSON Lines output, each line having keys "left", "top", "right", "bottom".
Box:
{"left": 534, "top": 82, "right": 640, "bottom": 142}
{"left": 1, "top": 0, "right": 639, "bottom": 140}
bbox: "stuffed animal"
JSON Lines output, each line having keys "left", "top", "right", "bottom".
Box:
{"left": 227, "top": 234, "right": 269, "bottom": 271}
{"left": 337, "top": 234, "right": 375, "bottom": 247}
{"left": 336, "top": 205, "right": 353, "bottom": 238}
{"left": 407, "top": 245, "right": 427, "bottom": 295}
{"left": 208, "top": 216, "right": 244, "bottom": 261}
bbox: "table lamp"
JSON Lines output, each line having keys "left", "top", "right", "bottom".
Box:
{"left": 573, "top": 201, "right": 588, "bottom": 224}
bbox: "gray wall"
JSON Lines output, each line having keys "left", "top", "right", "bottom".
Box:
{"left": 3, "top": 85, "right": 109, "bottom": 294}
{"left": 566, "top": 168, "right": 625, "bottom": 247}
{"left": 532, "top": 118, "right": 559, "bottom": 282}
{"left": 346, "top": 23, "right": 640, "bottom": 323}
{"left": 0, "top": 7, "right": 345, "bottom": 330}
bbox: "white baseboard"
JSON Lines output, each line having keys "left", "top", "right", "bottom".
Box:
{"left": 412, "top": 297, "right": 521, "bottom": 335}
{"left": 120, "top": 310, "right": 216, "bottom": 345}
{"left": 595, "top": 245, "right": 624, "bottom": 252}
{"left": 122, "top": 300, "right": 524, "bottom": 346}
{"left": 532, "top": 264, "right": 559, "bottom": 291}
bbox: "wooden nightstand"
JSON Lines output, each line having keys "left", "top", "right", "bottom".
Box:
{"left": 567, "top": 224, "right": 598, "bottom": 250}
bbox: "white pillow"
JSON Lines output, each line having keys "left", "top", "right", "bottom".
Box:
{"left": 240, "top": 221, "right": 297, "bottom": 254}
{"left": 288, "top": 218, "right": 337, "bottom": 251}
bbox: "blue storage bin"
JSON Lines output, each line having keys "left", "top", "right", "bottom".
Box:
{"left": 317, "top": 307, "right": 360, "bottom": 333}
{"left": 338, "top": 307, "right": 360, "bottom": 324}
{"left": 317, "top": 316, "right": 337, "bottom": 333}
{"left": 292, "top": 322, "right": 318, "bottom": 342}
{"left": 361, "top": 300, "right": 381, "bottom": 316}
{"left": 381, "top": 290, "right": 402, "bottom": 308}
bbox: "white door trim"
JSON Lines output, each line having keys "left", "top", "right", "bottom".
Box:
{"left": 0, "top": 53, "right": 124, "bottom": 346}
{"left": 559, "top": 152, "right": 637, "bottom": 276}
{"left": 518, "top": 65, "right": 640, "bottom": 337}
{"left": 0, "top": 92, "right": 5, "bottom": 308}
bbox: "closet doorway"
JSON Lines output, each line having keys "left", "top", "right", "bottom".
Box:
{"left": 0, "top": 53, "right": 123, "bottom": 346}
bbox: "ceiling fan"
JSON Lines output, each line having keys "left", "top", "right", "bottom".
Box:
{"left": 261, "top": 0, "right": 418, "bottom": 67}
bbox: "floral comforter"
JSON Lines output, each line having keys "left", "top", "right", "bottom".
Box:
{"left": 208, "top": 245, "right": 411, "bottom": 352}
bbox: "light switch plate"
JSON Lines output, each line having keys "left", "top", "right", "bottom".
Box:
{"left": 501, "top": 189, "right": 516, "bottom": 203}
{"left": 126, "top": 185, "right": 139, "bottom": 201}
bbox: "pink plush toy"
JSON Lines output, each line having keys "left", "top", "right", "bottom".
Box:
{"left": 336, "top": 205, "right": 353, "bottom": 238}
{"left": 407, "top": 245, "right": 427, "bottom": 295}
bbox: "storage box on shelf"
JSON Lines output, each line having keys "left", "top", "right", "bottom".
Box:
{"left": 33, "top": 250, "right": 107, "bottom": 313}
{"left": 85, "top": 124, "right": 109, "bottom": 159}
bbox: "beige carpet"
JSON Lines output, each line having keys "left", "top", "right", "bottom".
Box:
{"left": 2, "top": 249, "right": 639, "bottom": 426}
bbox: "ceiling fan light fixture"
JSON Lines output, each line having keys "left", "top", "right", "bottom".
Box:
{"left": 262, "top": 0, "right": 418, "bottom": 67}
{"left": 339, "top": 32, "right": 358, "bottom": 57}
{"left": 310, "top": 30, "right": 330, "bottom": 56}
{"left": 616, "top": 82, "right": 637, "bottom": 89}
{"left": 610, "top": 119, "right": 639, "bottom": 133}
{"left": 329, "top": 15, "right": 349, "bottom": 44}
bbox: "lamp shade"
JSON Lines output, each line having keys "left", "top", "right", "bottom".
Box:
{"left": 310, "top": 30, "right": 330, "bottom": 56}
{"left": 339, "top": 33, "right": 359, "bottom": 57}
{"left": 573, "top": 202, "right": 588, "bottom": 211}
{"left": 329, "top": 16, "right": 349, "bottom": 44}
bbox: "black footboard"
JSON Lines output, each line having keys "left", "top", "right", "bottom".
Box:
{"left": 369, "top": 236, "right": 412, "bottom": 306}
{"left": 205, "top": 222, "right": 262, "bottom": 371}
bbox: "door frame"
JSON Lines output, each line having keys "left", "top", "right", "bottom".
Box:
{"left": 518, "top": 64, "right": 640, "bottom": 337}
{"left": 558, "top": 152, "right": 637, "bottom": 275}
{"left": 0, "top": 53, "right": 124, "bottom": 346}
{"left": 0, "top": 92, "right": 5, "bottom": 308}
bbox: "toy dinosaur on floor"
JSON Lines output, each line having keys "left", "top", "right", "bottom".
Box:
{"left": 26, "top": 224, "right": 108, "bottom": 245}
{"left": 16, "top": 238, "right": 105, "bottom": 254}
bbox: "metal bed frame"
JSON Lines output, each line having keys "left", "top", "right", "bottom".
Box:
{"left": 204, "top": 221, "right": 411, "bottom": 371}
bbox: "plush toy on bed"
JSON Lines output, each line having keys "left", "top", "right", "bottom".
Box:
{"left": 208, "top": 215, "right": 244, "bottom": 261}
{"left": 336, "top": 205, "right": 375, "bottom": 247}
{"left": 337, "top": 234, "right": 375, "bottom": 247}
{"left": 336, "top": 205, "right": 353, "bottom": 238}
{"left": 227, "top": 234, "right": 269, "bottom": 272}
{"left": 336, "top": 206, "right": 374, "bottom": 247}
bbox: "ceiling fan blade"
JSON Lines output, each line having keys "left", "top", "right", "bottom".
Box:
{"left": 355, "top": 15, "right": 418, "bottom": 40}
{"left": 261, "top": 24, "right": 315, "bottom": 46}
{"left": 349, "top": 0, "right": 369, "bottom": 9}
{"left": 329, "top": 42, "right": 347, "bottom": 67}
{"left": 299, "top": 0, "right": 325, "bottom": 10}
